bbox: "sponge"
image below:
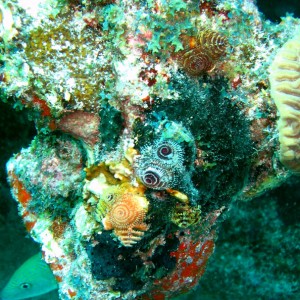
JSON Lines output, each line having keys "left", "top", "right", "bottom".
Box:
{"left": 269, "top": 32, "right": 300, "bottom": 172}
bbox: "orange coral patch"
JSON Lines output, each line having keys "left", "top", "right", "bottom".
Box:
{"left": 21, "top": 211, "right": 37, "bottom": 232}
{"left": 9, "top": 172, "right": 32, "bottom": 208}
{"left": 50, "top": 263, "right": 64, "bottom": 271}
{"left": 48, "top": 119, "right": 57, "bottom": 131}
{"left": 189, "top": 36, "right": 197, "bottom": 49}
{"left": 153, "top": 293, "right": 165, "bottom": 300}
{"left": 55, "top": 276, "right": 63, "bottom": 282}
{"left": 68, "top": 289, "right": 77, "bottom": 297}
{"left": 32, "top": 95, "right": 51, "bottom": 117}
{"left": 25, "top": 220, "right": 36, "bottom": 232}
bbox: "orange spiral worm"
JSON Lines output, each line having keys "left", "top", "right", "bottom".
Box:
{"left": 108, "top": 196, "right": 145, "bottom": 229}
{"left": 197, "top": 30, "right": 228, "bottom": 60}
{"left": 178, "top": 48, "right": 214, "bottom": 76}
{"left": 115, "top": 228, "right": 147, "bottom": 247}
{"left": 100, "top": 186, "right": 149, "bottom": 246}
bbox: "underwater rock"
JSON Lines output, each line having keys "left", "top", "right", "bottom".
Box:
{"left": 1, "top": 0, "right": 300, "bottom": 299}
{"left": 56, "top": 111, "right": 101, "bottom": 147}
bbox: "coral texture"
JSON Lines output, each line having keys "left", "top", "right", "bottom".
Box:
{"left": 56, "top": 111, "right": 100, "bottom": 146}
{"left": 269, "top": 32, "right": 300, "bottom": 172}
{"left": 1, "top": 0, "right": 300, "bottom": 299}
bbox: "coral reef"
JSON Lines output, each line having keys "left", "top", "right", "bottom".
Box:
{"left": 269, "top": 32, "right": 300, "bottom": 172}
{"left": 186, "top": 178, "right": 300, "bottom": 300}
{"left": 177, "top": 29, "right": 228, "bottom": 75}
{"left": 1, "top": 0, "right": 300, "bottom": 299}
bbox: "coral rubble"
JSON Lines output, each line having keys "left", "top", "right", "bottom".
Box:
{"left": 1, "top": 0, "right": 300, "bottom": 299}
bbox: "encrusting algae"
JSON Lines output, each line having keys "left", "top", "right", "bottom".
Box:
{"left": 1, "top": 0, "right": 300, "bottom": 299}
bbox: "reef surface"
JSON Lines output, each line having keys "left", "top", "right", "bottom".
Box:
{"left": 0, "top": 0, "right": 300, "bottom": 299}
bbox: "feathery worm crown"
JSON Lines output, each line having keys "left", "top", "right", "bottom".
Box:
{"left": 135, "top": 139, "right": 185, "bottom": 190}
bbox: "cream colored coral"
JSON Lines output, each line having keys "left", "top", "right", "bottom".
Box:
{"left": 269, "top": 32, "right": 300, "bottom": 172}
{"left": 0, "top": 2, "right": 17, "bottom": 43}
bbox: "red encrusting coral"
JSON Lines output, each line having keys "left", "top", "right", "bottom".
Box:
{"left": 50, "top": 262, "right": 64, "bottom": 271}
{"left": 139, "top": 208, "right": 224, "bottom": 299}
{"left": 24, "top": 219, "right": 37, "bottom": 232}
{"left": 231, "top": 75, "right": 242, "bottom": 89}
{"left": 31, "top": 95, "right": 52, "bottom": 117}
{"left": 170, "top": 239, "right": 214, "bottom": 282}
{"left": 158, "top": 239, "right": 214, "bottom": 292}
{"left": 8, "top": 171, "right": 32, "bottom": 208}
{"left": 139, "top": 68, "right": 158, "bottom": 87}
{"left": 49, "top": 260, "right": 65, "bottom": 284}
{"left": 140, "top": 232, "right": 215, "bottom": 300}
{"left": 8, "top": 171, "right": 38, "bottom": 232}
{"left": 67, "top": 289, "right": 77, "bottom": 297}
{"left": 19, "top": 94, "right": 52, "bottom": 118}
{"left": 199, "top": 0, "right": 230, "bottom": 22}
{"left": 55, "top": 276, "right": 63, "bottom": 283}
{"left": 199, "top": 0, "right": 218, "bottom": 17}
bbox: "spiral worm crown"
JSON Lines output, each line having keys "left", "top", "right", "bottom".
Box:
{"left": 154, "top": 140, "right": 184, "bottom": 165}
{"left": 177, "top": 29, "right": 228, "bottom": 76}
{"left": 179, "top": 48, "right": 214, "bottom": 76}
{"left": 197, "top": 30, "right": 228, "bottom": 60}
{"left": 137, "top": 162, "right": 177, "bottom": 190}
{"left": 109, "top": 196, "right": 145, "bottom": 228}
{"left": 135, "top": 138, "right": 186, "bottom": 190}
